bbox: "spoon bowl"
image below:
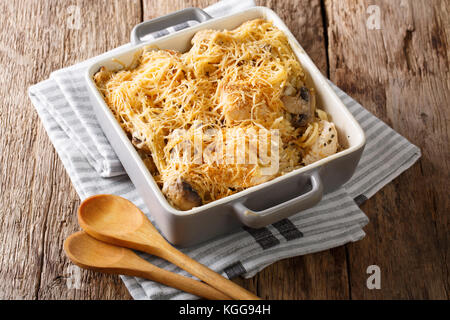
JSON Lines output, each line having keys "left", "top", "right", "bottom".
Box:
{"left": 64, "top": 231, "right": 126, "bottom": 269}
{"left": 79, "top": 194, "right": 144, "bottom": 235}
{"left": 78, "top": 194, "right": 261, "bottom": 300}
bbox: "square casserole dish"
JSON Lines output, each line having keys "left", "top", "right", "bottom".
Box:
{"left": 85, "top": 7, "right": 366, "bottom": 247}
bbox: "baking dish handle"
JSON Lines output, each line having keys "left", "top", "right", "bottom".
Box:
{"left": 233, "top": 171, "right": 323, "bottom": 229}
{"left": 131, "top": 7, "right": 212, "bottom": 45}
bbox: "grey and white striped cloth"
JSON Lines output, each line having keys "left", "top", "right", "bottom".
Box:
{"left": 28, "top": 0, "right": 420, "bottom": 300}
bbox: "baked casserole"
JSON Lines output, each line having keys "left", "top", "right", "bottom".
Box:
{"left": 94, "top": 19, "right": 340, "bottom": 211}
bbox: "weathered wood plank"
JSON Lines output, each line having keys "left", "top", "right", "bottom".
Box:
{"left": 325, "top": 0, "right": 449, "bottom": 299}
{"left": 0, "top": 0, "right": 141, "bottom": 299}
{"left": 37, "top": 0, "right": 142, "bottom": 300}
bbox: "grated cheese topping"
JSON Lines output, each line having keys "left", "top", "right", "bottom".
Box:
{"left": 94, "top": 19, "right": 340, "bottom": 210}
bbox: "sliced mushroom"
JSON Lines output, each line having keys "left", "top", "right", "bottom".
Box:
{"left": 291, "top": 114, "right": 308, "bottom": 128}
{"left": 281, "top": 85, "right": 316, "bottom": 128}
{"left": 281, "top": 86, "right": 315, "bottom": 114}
{"left": 162, "top": 177, "right": 202, "bottom": 211}
{"left": 283, "top": 83, "right": 297, "bottom": 97}
{"left": 299, "top": 86, "right": 310, "bottom": 102}
{"left": 131, "top": 133, "right": 152, "bottom": 154}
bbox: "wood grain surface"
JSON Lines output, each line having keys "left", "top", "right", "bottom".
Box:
{"left": 0, "top": 0, "right": 447, "bottom": 299}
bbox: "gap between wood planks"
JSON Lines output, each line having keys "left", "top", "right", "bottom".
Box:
{"left": 319, "top": 0, "right": 353, "bottom": 300}
{"left": 319, "top": 0, "right": 330, "bottom": 79}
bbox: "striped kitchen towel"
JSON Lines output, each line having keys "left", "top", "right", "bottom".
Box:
{"left": 28, "top": 0, "right": 421, "bottom": 300}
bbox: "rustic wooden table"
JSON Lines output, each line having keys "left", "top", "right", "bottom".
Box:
{"left": 0, "top": 0, "right": 448, "bottom": 300}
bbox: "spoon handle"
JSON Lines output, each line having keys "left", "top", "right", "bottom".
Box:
{"left": 159, "top": 245, "right": 261, "bottom": 300}
{"left": 128, "top": 263, "right": 232, "bottom": 300}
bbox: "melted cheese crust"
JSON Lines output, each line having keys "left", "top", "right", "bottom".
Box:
{"left": 94, "top": 19, "right": 339, "bottom": 210}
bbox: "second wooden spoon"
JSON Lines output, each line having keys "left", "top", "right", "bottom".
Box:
{"left": 78, "top": 194, "right": 260, "bottom": 300}
{"left": 64, "top": 231, "right": 230, "bottom": 300}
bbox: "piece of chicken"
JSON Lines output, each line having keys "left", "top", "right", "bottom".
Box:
{"left": 219, "top": 83, "right": 254, "bottom": 125}
{"left": 221, "top": 90, "right": 252, "bottom": 124}
{"left": 162, "top": 177, "right": 202, "bottom": 211}
{"left": 302, "top": 120, "right": 338, "bottom": 165}
{"left": 219, "top": 84, "right": 271, "bottom": 125}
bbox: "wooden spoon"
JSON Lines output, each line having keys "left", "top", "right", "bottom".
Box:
{"left": 78, "top": 194, "right": 261, "bottom": 300}
{"left": 64, "top": 231, "right": 231, "bottom": 300}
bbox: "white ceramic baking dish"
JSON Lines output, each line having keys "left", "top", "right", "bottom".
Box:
{"left": 85, "top": 7, "right": 365, "bottom": 246}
